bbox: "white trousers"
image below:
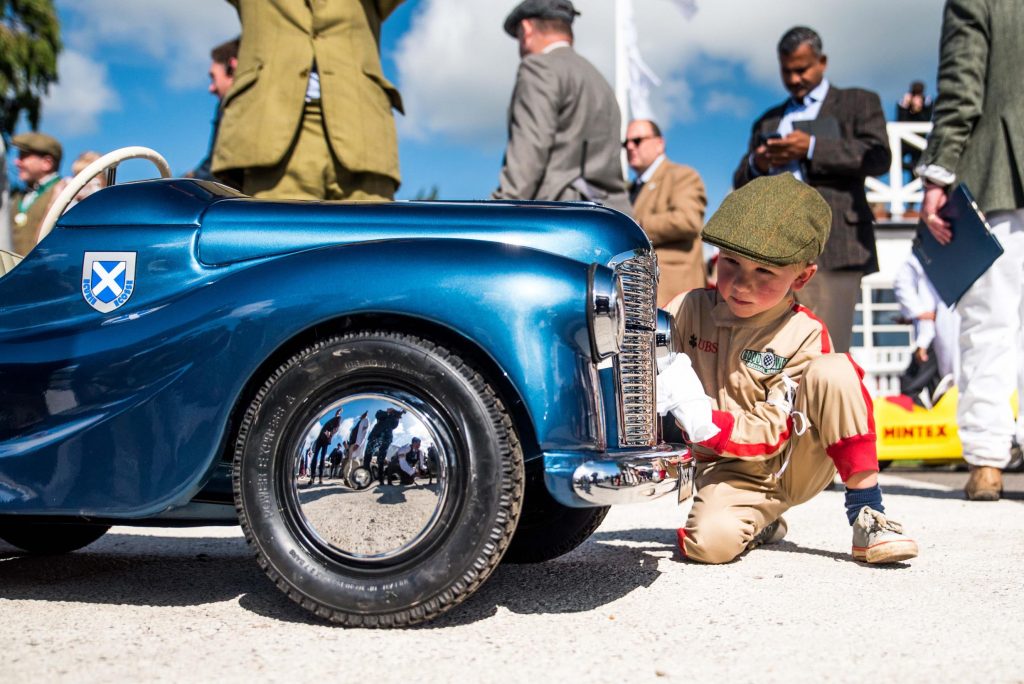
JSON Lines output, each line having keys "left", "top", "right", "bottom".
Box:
{"left": 957, "top": 208, "right": 1024, "bottom": 467}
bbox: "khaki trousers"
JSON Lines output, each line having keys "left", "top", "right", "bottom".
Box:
{"left": 243, "top": 102, "right": 397, "bottom": 202}
{"left": 682, "top": 354, "right": 878, "bottom": 564}
{"left": 796, "top": 269, "right": 863, "bottom": 353}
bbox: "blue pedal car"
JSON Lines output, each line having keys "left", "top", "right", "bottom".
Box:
{"left": 0, "top": 148, "right": 691, "bottom": 626}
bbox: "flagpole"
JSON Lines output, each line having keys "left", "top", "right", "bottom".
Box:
{"left": 614, "top": 0, "right": 630, "bottom": 177}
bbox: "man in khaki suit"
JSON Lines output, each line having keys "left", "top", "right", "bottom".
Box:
{"left": 212, "top": 0, "right": 405, "bottom": 201}
{"left": 625, "top": 119, "right": 707, "bottom": 306}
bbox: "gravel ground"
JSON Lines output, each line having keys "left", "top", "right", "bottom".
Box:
{"left": 1, "top": 471, "right": 1022, "bottom": 683}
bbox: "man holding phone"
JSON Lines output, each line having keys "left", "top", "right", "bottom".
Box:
{"left": 733, "top": 26, "right": 890, "bottom": 352}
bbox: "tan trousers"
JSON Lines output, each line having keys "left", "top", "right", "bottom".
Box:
{"left": 682, "top": 354, "right": 878, "bottom": 564}
{"left": 243, "top": 102, "right": 397, "bottom": 201}
{"left": 796, "top": 269, "right": 863, "bottom": 353}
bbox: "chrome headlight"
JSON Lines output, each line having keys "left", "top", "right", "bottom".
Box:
{"left": 588, "top": 263, "right": 625, "bottom": 361}
{"left": 655, "top": 308, "right": 676, "bottom": 371}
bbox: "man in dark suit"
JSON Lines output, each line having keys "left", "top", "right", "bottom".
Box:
{"left": 733, "top": 26, "right": 891, "bottom": 352}
{"left": 494, "top": 0, "right": 630, "bottom": 215}
{"left": 918, "top": 0, "right": 1024, "bottom": 501}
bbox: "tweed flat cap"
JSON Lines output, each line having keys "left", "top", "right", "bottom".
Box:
{"left": 504, "top": 0, "right": 580, "bottom": 37}
{"left": 702, "top": 173, "right": 831, "bottom": 266}
{"left": 12, "top": 131, "right": 63, "bottom": 165}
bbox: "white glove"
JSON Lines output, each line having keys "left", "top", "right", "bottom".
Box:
{"left": 656, "top": 352, "right": 720, "bottom": 443}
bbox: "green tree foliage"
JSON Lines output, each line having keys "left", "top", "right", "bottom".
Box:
{"left": 0, "top": 0, "right": 61, "bottom": 135}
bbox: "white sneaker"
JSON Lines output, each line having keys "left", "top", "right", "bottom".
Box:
{"left": 851, "top": 507, "right": 918, "bottom": 563}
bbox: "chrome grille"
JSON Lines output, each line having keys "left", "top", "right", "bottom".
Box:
{"left": 612, "top": 251, "right": 657, "bottom": 447}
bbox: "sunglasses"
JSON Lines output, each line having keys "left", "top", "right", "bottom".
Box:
{"left": 622, "top": 136, "right": 657, "bottom": 148}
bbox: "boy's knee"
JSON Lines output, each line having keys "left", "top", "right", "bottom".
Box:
{"left": 803, "top": 354, "right": 855, "bottom": 390}
{"left": 683, "top": 508, "right": 749, "bottom": 564}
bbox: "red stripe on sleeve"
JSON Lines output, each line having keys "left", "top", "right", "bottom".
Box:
{"left": 792, "top": 304, "right": 831, "bottom": 353}
{"left": 698, "top": 410, "right": 792, "bottom": 457}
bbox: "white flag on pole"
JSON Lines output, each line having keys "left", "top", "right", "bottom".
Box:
{"left": 669, "top": 0, "right": 698, "bottom": 20}
{"left": 617, "top": 0, "right": 699, "bottom": 122}
{"left": 618, "top": 0, "right": 661, "bottom": 121}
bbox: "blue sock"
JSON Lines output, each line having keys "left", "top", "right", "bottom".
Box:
{"left": 844, "top": 485, "right": 884, "bottom": 525}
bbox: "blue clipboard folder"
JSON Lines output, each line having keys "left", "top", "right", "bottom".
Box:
{"left": 911, "top": 183, "right": 1004, "bottom": 307}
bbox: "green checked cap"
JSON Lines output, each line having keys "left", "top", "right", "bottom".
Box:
{"left": 703, "top": 173, "right": 831, "bottom": 266}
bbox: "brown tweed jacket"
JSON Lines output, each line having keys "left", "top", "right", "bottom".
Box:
{"left": 732, "top": 85, "right": 891, "bottom": 274}
{"left": 632, "top": 158, "right": 707, "bottom": 306}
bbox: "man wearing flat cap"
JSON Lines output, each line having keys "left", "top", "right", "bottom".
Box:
{"left": 493, "top": 0, "right": 630, "bottom": 215}
{"left": 9, "top": 131, "right": 63, "bottom": 256}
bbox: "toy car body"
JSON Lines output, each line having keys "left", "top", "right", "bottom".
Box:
{"left": 0, "top": 178, "right": 691, "bottom": 626}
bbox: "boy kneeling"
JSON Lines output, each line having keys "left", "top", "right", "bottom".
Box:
{"left": 662, "top": 174, "right": 918, "bottom": 565}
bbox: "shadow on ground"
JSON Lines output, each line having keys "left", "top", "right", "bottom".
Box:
{"left": 0, "top": 529, "right": 673, "bottom": 628}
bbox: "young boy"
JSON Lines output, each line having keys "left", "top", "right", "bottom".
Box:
{"left": 663, "top": 173, "right": 918, "bottom": 565}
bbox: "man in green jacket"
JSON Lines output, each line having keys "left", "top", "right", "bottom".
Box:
{"left": 212, "top": 0, "right": 405, "bottom": 201}
{"left": 9, "top": 132, "right": 63, "bottom": 256}
{"left": 918, "top": 0, "right": 1024, "bottom": 501}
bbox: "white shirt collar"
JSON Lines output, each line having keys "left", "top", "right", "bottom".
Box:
{"left": 638, "top": 154, "right": 666, "bottom": 184}
{"left": 542, "top": 41, "right": 571, "bottom": 54}
{"left": 795, "top": 78, "right": 830, "bottom": 107}
{"left": 31, "top": 172, "right": 59, "bottom": 191}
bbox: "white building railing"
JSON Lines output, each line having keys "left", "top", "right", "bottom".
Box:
{"left": 865, "top": 121, "right": 932, "bottom": 221}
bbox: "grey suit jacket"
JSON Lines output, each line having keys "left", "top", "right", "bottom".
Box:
{"left": 919, "top": 0, "right": 1024, "bottom": 213}
{"left": 733, "top": 86, "right": 891, "bottom": 274}
{"left": 494, "top": 46, "right": 630, "bottom": 215}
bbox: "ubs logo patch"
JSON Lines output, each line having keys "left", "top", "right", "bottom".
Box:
{"left": 688, "top": 334, "right": 718, "bottom": 353}
{"left": 740, "top": 347, "right": 789, "bottom": 374}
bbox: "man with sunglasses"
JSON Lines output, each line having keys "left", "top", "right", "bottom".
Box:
{"left": 494, "top": 0, "right": 630, "bottom": 215}
{"left": 626, "top": 119, "right": 707, "bottom": 306}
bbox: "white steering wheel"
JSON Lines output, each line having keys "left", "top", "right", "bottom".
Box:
{"left": 36, "top": 146, "right": 172, "bottom": 244}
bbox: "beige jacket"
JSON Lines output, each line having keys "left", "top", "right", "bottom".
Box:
{"left": 632, "top": 158, "right": 707, "bottom": 306}
{"left": 668, "top": 288, "right": 834, "bottom": 461}
{"left": 212, "top": 0, "right": 405, "bottom": 183}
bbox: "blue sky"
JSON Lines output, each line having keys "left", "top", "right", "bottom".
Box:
{"left": 27, "top": 0, "right": 944, "bottom": 216}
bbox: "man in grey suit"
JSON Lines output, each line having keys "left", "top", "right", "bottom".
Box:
{"left": 918, "top": 0, "right": 1024, "bottom": 501}
{"left": 494, "top": 0, "right": 630, "bottom": 215}
{"left": 733, "top": 26, "right": 891, "bottom": 352}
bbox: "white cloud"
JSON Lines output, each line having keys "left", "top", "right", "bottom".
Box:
{"left": 704, "top": 91, "right": 753, "bottom": 118}
{"left": 58, "top": 0, "right": 240, "bottom": 90}
{"left": 41, "top": 50, "right": 121, "bottom": 136}
{"left": 394, "top": 0, "right": 943, "bottom": 144}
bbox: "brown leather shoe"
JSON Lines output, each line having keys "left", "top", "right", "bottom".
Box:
{"left": 965, "top": 466, "right": 1003, "bottom": 501}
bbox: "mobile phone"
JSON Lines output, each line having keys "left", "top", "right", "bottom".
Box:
{"left": 758, "top": 132, "right": 782, "bottom": 145}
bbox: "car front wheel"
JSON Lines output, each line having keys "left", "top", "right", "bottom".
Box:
{"left": 234, "top": 331, "right": 524, "bottom": 627}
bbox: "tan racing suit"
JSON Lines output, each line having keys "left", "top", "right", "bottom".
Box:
{"left": 668, "top": 288, "right": 879, "bottom": 563}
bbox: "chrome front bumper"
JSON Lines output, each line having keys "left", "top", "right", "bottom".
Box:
{"left": 544, "top": 444, "right": 693, "bottom": 508}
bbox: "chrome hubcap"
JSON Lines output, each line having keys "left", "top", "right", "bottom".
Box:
{"left": 290, "top": 392, "right": 448, "bottom": 561}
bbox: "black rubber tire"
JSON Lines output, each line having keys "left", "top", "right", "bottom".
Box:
{"left": 0, "top": 522, "right": 109, "bottom": 554}
{"left": 234, "top": 331, "right": 524, "bottom": 627}
{"left": 878, "top": 460, "right": 893, "bottom": 471}
{"left": 502, "top": 462, "right": 609, "bottom": 564}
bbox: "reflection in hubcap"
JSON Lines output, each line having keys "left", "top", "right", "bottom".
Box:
{"left": 291, "top": 392, "right": 448, "bottom": 560}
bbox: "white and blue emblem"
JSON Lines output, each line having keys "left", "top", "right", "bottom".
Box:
{"left": 82, "top": 251, "right": 137, "bottom": 313}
